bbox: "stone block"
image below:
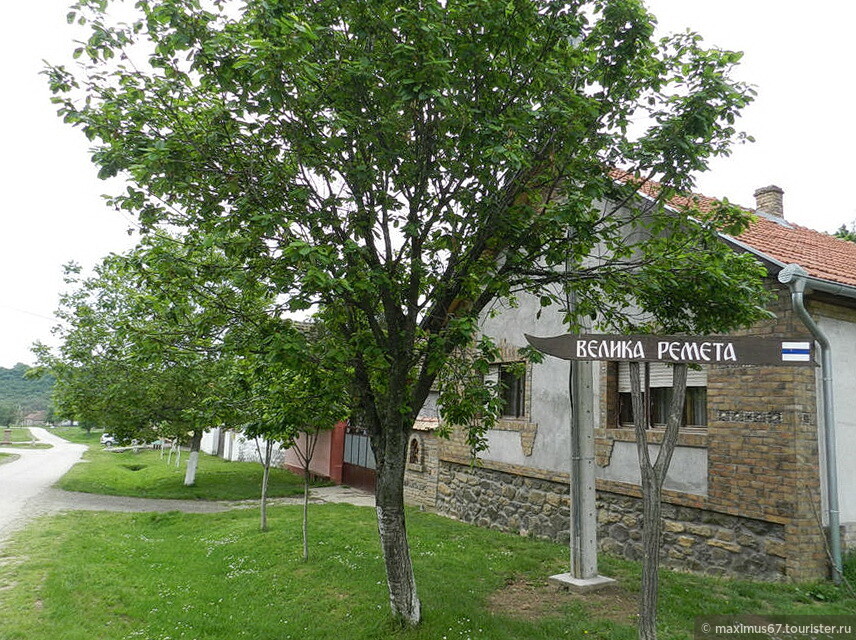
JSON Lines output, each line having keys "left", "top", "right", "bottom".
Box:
{"left": 663, "top": 520, "right": 685, "bottom": 533}
{"left": 764, "top": 540, "right": 787, "bottom": 558}
{"left": 707, "top": 539, "right": 741, "bottom": 553}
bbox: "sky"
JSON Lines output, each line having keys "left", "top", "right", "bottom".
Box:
{"left": 1, "top": 1, "right": 854, "bottom": 368}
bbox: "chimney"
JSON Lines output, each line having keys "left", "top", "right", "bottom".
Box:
{"left": 754, "top": 185, "right": 784, "bottom": 218}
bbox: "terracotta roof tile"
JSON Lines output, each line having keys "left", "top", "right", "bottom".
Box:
{"left": 736, "top": 217, "right": 856, "bottom": 287}
{"left": 610, "top": 171, "right": 856, "bottom": 288}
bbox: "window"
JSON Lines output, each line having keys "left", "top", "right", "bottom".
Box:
{"left": 408, "top": 437, "right": 421, "bottom": 464}
{"left": 616, "top": 362, "right": 707, "bottom": 428}
{"left": 499, "top": 364, "right": 526, "bottom": 419}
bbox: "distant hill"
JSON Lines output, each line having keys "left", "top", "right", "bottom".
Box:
{"left": 0, "top": 363, "right": 54, "bottom": 419}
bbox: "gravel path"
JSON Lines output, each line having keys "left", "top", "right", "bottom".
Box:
{"left": 0, "top": 427, "right": 374, "bottom": 550}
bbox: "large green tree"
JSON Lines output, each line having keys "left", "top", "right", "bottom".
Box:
{"left": 49, "top": 0, "right": 769, "bottom": 625}
{"left": 834, "top": 221, "right": 856, "bottom": 243}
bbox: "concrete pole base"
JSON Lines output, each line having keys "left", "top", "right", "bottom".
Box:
{"left": 548, "top": 573, "right": 616, "bottom": 592}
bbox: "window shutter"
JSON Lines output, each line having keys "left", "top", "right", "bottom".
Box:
{"left": 618, "top": 362, "right": 707, "bottom": 391}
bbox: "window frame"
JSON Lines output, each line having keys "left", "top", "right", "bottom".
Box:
{"left": 615, "top": 362, "right": 708, "bottom": 430}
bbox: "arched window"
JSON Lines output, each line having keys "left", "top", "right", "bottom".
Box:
{"left": 408, "top": 437, "right": 420, "bottom": 465}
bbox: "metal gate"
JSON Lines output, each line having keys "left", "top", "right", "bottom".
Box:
{"left": 342, "top": 425, "right": 376, "bottom": 492}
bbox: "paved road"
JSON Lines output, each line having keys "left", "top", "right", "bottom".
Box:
{"left": 0, "top": 427, "right": 87, "bottom": 545}
{"left": 0, "top": 427, "right": 374, "bottom": 549}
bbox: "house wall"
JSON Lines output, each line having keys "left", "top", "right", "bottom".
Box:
{"left": 403, "top": 427, "right": 441, "bottom": 510}
{"left": 203, "top": 424, "right": 346, "bottom": 482}
{"left": 279, "top": 429, "right": 336, "bottom": 478}
{"left": 812, "top": 301, "right": 856, "bottom": 544}
{"left": 407, "top": 280, "right": 834, "bottom": 581}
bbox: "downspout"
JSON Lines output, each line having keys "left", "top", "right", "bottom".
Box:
{"left": 778, "top": 264, "right": 842, "bottom": 584}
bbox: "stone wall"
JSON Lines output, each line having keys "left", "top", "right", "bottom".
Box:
{"left": 598, "top": 491, "right": 787, "bottom": 579}
{"left": 436, "top": 461, "right": 571, "bottom": 544}
{"left": 433, "top": 460, "right": 789, "bottom": 580}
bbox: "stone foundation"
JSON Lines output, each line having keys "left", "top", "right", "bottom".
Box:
{"left": 432, "top": 461, "right": 787, "bottom": 580}
{"left": 598, "top": 491, "right": 786, "bottom": 579}
{"left": 436, "top": 461, "right": 571, "bottom": 544}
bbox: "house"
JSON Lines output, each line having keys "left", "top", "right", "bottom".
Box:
{"left": 21, "top": 410, "right": 47, "bottom": 427}
{"left": 401, "top": 185, "right": 856, "bottom": 582}
{"left": 201, "top": 423, "right": 348, "bottom": 484}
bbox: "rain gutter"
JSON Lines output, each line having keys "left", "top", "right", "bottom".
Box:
{"left": 778, "top": 263, "right": 843, "bottom": 584}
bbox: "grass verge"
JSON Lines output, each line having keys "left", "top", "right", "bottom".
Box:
{"left": 0, "top": 452, "right": 19, "bottom": 465}
{"left": 0, "top": 426, "right": 51, "bottom": 449}
{"left": 55, "top": 446, "right": 326, "bottom": 501}
{"left": 4, "top": 427, "right": 32, "bottom": 442}
{"left": 0, "top": 505, "right": 853, "bottom": 640}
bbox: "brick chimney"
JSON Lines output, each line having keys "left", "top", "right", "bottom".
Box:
{"left": 754, "top": 185, "right": 784, "bottom": 218}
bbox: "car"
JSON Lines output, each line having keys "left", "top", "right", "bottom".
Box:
{"left": 100, "top": 433, "right": 117, "bottom": 447}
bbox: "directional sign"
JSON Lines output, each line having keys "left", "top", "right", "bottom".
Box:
{"left": 524, "top": 334, "right": 816, "bottom": 366}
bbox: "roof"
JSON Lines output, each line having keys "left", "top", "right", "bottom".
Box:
{"left": 613, "top": 171, "right": 856, "bottom": 288}
{"left": 736, "top": 217, "right": 856, "bottom": 287}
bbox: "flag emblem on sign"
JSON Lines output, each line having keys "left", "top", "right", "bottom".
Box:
{"left": 781, "top": 341, "right": 811, "bottom": 362}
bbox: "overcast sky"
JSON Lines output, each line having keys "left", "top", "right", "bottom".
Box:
{"left": 1, "top": 1, "right": 854, "bottom": 368}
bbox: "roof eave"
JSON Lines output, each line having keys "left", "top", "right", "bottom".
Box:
{"left": 720, "top": 233, "right": 856, "bottom": 301}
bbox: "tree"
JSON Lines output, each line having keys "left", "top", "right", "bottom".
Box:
{"left": 35, "top": 243, "right": 242, "bottom": 485}
{"left": 240, "top": 355, "right": 348, "bottom": 556}
{"left": 227, "top": 322, "right": 349, "bottom": 543}
{"left": 834, "top": 221, "right": 856, "bottom": 243}
{"left": 49, "top": 0, "right": 769, "bottom": 625}
{"left": 629, "top": 361, "right": 687, "bottom": 640}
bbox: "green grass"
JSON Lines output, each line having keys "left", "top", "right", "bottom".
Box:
{"left": 0, "top": 452, "right": 19, "bottom": 465}
{"left": 55, "top": 446, "right": 325, "bottom": 501}
{"left": 0, "top": 505, "right": 853, "bottom": 640}
{"left": 4, "top": 427, "right": 32, "bottom": 442}
{"left": 0, "top": 426, "right": 51, "bottom": 449}
{"left": 50, "top": 426, "right": 106, "bottom": 445}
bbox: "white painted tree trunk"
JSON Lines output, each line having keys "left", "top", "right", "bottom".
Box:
{"left": 374, "top": 424, "right": 421, "bottom": 626}
{"left": 184, "top": 450, "right": 199, "bottom": 486}
{"left": 183, "top": 431, "right": 203, "bottom": 486}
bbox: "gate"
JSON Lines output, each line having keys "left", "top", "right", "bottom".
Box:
{"left": 342, "top": 425, "right": 377, "bottom": 492}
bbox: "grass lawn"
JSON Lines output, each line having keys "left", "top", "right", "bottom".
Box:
{"left": 0, "top": 452, "right": 19, "bottom": 465}
{"left": 4, "top": 427, "right": 32, "bottom": 442}
{"left": 0, "top": 505, "right": 853, "bottom": 640}
{"left": 55, "top": 444, "right": 326, "bottom": 501}
{"left": 0, "top": 426, "right": 51, "bottom": 449}
{"left": 50, "top": 426, "right": 106, "bottom": 445}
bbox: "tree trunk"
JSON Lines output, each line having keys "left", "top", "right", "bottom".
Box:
{"left": 302, "top": 467, "right": 310, "bottom": 562}
{"left": 638, "top": 469, "right": 662, "bottom": 640}
{"left": 183, "top": 430, "right": 203, "bottom": 486}
{"left": 374, "top": 425, "right": 421, "bottom": 626}
{"left": 257, "top": 439, "right": 272, "bottom": 532}
{"left": 629, "top": 362, "right": 688, "bottom": 640}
